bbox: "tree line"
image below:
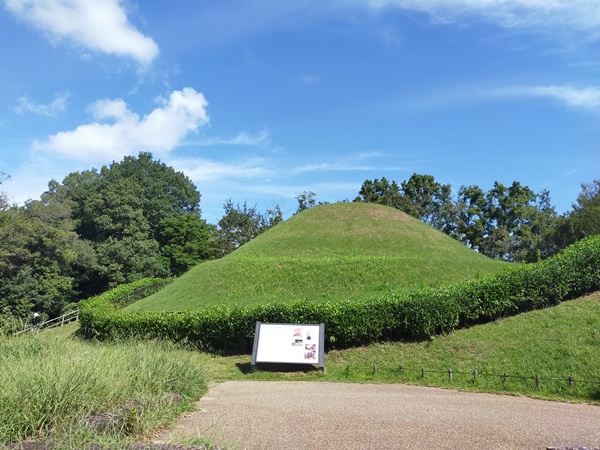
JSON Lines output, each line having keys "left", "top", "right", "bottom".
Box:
{"left": 354, "top": 174, "right": 599, "bottom": 262}
{"left": 0, "top": 152, "right": 598, "bottom": 328}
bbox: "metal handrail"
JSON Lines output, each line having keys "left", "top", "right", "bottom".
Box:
{"left": 14, "top": 309, "right": 79, "bottom": 335}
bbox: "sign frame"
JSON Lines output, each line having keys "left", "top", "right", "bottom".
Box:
{"left": 251, "top": 322, "right": 325, "bottom": 373}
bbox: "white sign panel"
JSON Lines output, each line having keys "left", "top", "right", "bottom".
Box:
{"left": 251, "top": 322, "right": 325, "bottom": 371}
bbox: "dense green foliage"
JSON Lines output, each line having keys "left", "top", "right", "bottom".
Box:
{"left": 79, "top": 234, "right": 600, "bottom": 352}
{"left": 215, "top": 199, "right": 283, "bottom": 257}
{"left": 129, "top": 203, "right": 507, "bottom": 311}
{"left": 0, "top": 153, "right": 216, "bottom": 324}
{"left": 156, "top": 214, "right": 216, "bottom": 276}
{"left": 0, "top": 195, "right": 96, "bottom": 323}
{"left": 552, "top": 179, "right": 600, "bottom": 248}
{"left": 0, "top": 171, "right": 10, "bottom": 210}
{"left": 55, "top": 151, "right": 212, "bottom": 293}
{"left": 356, "top": 174, "right": 598, "bottom": 262}
{"left": 0, "top": 331, "right": 207, "bottom": 445}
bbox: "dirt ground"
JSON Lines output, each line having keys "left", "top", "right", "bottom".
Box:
{"left": 155, "top": 381, "right": 600, "bottom": 449}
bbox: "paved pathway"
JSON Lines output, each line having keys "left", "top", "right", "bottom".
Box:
{"left": 157, "top": 381, "right": 600, "bottom": 450}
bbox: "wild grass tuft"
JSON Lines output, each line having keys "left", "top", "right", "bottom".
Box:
{"left": 0, "top": 330, "right": 207, "bottom": 445}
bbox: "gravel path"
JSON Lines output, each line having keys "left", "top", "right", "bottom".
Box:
{"left": 156, "top": 381, "right": 600, "bottom": 449}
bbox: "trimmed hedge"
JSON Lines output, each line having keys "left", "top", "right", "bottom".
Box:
{"left": 79, "top": 235, "right": 600, "bottom": 352}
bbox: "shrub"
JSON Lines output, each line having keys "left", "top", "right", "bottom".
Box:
{"left": 79, "top": 235, "right": 600, "bottom": 351}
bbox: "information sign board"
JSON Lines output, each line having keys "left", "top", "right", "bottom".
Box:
{"left": 251, "top": 322, "right": 325, "bottom": 372}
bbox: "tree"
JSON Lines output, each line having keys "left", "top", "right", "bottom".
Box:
{"left": 296, "top": 191, "right": 317, "bottom": 213}
{"left": 570, "top": 179, "right": 600, "bottom": 239}
{"left": 86, "top": 177, "right": 169, "bottom": 288}
{"left": 0, "top": 206, "right": 35, "bottom": 317}
{"left": 542, "top": 215, "right": 577, "bottom": 258}
{"left": 401, "top": 173, "right": 456, "bottom": 235}
{"left": 216, "top": 199, "right": 284, "bottom": 257}
{"left": 0, "top": 197, "right": 96, "bottom": 319}
{"left": 482, "top": 181, "right": 534, "bottom": 259}
{"left": 543, "top": 179, "right": 600, "bottom": 257}
{"left": 157, "top": 214, "right": 217, "bottom": 276}
{"left": 481, "top": 181, "right": 558, "bottom": 261}
{"left": 454, "top": 181, "right": 558, "bottom": 261}
{"left": 101, "top": 152, "right": 201, "bottom": 232}
{"left": 45, "top": 152, "right": 210, "bottom": 293}
{"left": 216, "top": 200, "right": 265, "bottom": 256}
{"left": 354, "top": 177, "right": 406, "bottom": 209}
{"left": 455, "top": 185, "right": 488, "bottom": 251}
{"left": 264, "top": 203, "right": 284, "bottom": 229}
{"left": 515, "top": 188, "right": 557, "bottom": 261}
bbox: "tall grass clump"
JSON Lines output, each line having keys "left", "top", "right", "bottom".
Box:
{"left": 0, "top": 332, "right": 207, "bottom": 445}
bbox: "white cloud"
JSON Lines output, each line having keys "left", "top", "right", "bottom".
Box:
{"left": 377, "top": 25, "right": 403, "bottom": 48}
{"left": 495, "top": 85, "right": 600, "bottom": 111}
{"left": 294, "top": 151, "right": 413, "bottom": 173}
{"left": 299, "top": 74, "right": 320, "bottom": 85}
{"left": 33, "top": 87, "right": 209, "bottom": 162}
{"left": 393, "top": 83, "right": 600, "bottom": 113}
{"left": 362, "top": 0, "right": 600, "bottom": 38}
{"left": 4, "top": 0, "right": 159, "bottom": 63}
{"left": 295, "top": 162, "right": 375, "bottom": 173}
{"left": 195, "top": 128, "right": 272, "bottom": 147}
{"left": 169, "top": 157, "right": 273, "bottom": 182}
{"left": 15, "top": 93, "right": 69, "bottom": 116}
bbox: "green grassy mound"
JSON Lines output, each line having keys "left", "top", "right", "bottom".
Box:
{"left": 130, "top": 203, "right": 508, "bottom": 312}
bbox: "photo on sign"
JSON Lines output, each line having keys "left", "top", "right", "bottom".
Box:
{"left": 305, "top": 343, "right": 317, "bottom": 360}
{"left": 292, "top": 327, "right": 304, "bottom": 346}
{"left": 304, "top": 351, "right": 316, "bottom": 360}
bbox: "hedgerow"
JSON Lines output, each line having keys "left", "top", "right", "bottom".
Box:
{"left": 79, "top": 235, "right": 600, "bottom": 352}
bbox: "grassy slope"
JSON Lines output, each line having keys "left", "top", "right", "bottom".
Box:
{"left": 130, "top": 203, "right": 508, "bottom": 312}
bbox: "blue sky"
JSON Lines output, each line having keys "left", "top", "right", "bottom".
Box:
{"left": 1, "top": 0, "right": 598, "bottom": 224}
